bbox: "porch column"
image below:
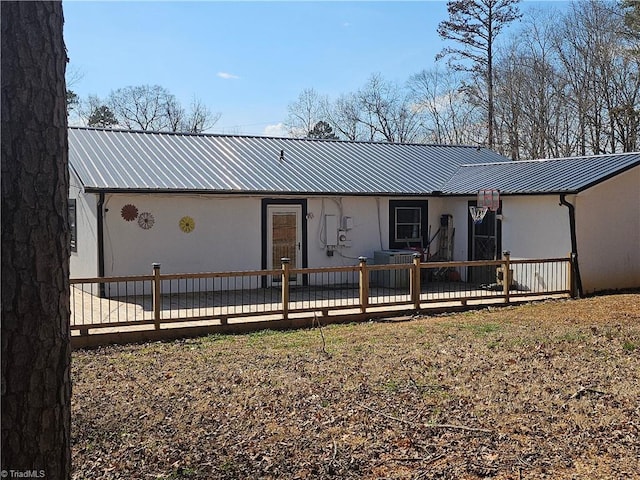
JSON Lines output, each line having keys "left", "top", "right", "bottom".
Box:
{"left": 359, "top": 256, "right": 369, "bottom": 313}
{"left": 281, "top": 258, "right": 290, "bottom": 321}
{"left": 502, "top": 251, "right": 511, "bottom": 303}
{"left": 152, "top": 263, "right": 161, "bottom": 330}
{"left": 411, "top": 253, "right": 422, "bottom": 310}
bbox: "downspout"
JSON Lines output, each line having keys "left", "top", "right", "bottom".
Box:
{"left": 559, "top": 194, "right": 583, "bottom": 297}
{"left": 97, "top": 193, "right": 105, "bottom": 296}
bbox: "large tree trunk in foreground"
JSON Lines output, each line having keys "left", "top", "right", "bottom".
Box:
{"left": 1, "top": 1, "right": 71, "bottom": 478}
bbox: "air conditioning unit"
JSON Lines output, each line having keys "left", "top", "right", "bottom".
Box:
{"left": 372, "top": 249, "right": 415, "bottom": 288}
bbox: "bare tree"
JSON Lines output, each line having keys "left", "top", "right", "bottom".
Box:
{"left": 491, "top": 1, "right": 639, "bottom": 158}
{"left": 107, "top": 84, "right": 173, "bottom": 131}
{"left": 65, "top": 65, "right": 83, "bottom": 118}
{"left": 325, "top": 92, "right": 368, "bottom": 141}
{"left": 285, "top": 88, "right": 327, "bottom": 137}
{"left": 622, "top": 0, "right": 640, "bottom": 56}
{"left": 437, "top": 0, "right": 522, "bottom": 149}
{"left": 494, "top": 10, "right": 572, "bottom": 159}
{"left": 2, "top": 1, "right": 71, "bottom": 478}
{"left": 407, "top": 67, "right": 483, "bottom": 145}
{"left": 552, "top": 0, "right": 639, "bottom": 154}
{"left": 356, "top": 73, "right": 422, "bottom": 143}
{"left": 101, "top": 85, "right": 219, "bottom": 133}
{"left": 181, "top": 97, "right": 221, "bottom": 134}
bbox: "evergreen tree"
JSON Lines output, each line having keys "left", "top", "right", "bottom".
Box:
{"left": 307, "top": 120, "right": 339, "bottom": 140}
{"left": 437, "top": 0, "right": 522, "bottom": 149}
{"left": 88, "top": 105, "right": 119, "bottom": 128}
{"left": 67, "top": 90, "right": 79, "bottom": 114}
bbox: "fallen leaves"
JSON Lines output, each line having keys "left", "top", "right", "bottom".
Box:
{"left": 72, "top": 294, "right": 640, "bottom": 479}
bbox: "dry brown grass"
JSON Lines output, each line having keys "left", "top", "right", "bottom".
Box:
{"left": 71, "top": 293, "right": 640, "bottom": 479}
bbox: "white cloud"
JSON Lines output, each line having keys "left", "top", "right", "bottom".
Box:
{"left": 342, "top": 22, "right": 351, "bottom": 28}
{"left": 263, "top": 123, "right": 287, "bottom": 137}
{"left": 217, "top": 72, "right": 240, "bottom": 80}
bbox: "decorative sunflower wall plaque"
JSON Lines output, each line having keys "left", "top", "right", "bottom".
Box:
{"left": 179, "top": 216, "right": 195, "bottom": 233}
{"left": 121, "top": 204, "right": 138, "bottom": 221}
{"left": 137, "top": 212, "right": 155, "bottom": 230}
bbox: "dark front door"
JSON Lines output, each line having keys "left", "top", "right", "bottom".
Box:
{"left": 468, "top": 201, "right": 502, "bottom": 284}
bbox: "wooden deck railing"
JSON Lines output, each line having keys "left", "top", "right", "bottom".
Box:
{"left": 70, "top": 252, "right": 574, "bottom": 348}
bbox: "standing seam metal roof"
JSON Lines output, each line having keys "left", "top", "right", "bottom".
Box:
{"left": 68, "top": 127, "right": 510, "bottom": 195}
{"left": 441, "top": 153, "right": 640, "bottom": 195}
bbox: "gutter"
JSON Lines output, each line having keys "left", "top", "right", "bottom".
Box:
{"left": 559, "top": 194, "right": 583, "bottom": 297}
{"left": 97, "top": 193, "right": 105, "bottom": 296}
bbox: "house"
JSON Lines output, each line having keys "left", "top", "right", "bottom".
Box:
{"left": 441, "top": 154, "right": 640, "bottom": 294}
{"left": 68, "top": 127, "right": 640, "bottom": 295}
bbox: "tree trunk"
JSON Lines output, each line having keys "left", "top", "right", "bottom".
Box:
{"left": 1, "top": 1, "right": 71, "bottom": 478}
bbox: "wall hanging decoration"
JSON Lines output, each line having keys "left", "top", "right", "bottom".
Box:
{"left": 121, "top": 204, "right": 138, "bottom": 221}
{"left": 137, "top": 212, "right": 155, "bottom": 230}
{"left": 179, "top": 216, "right": 195, "bottom": 233}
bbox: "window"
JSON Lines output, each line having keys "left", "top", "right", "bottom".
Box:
{"left": 395, "top": 207, "right": 422, "bottom": 242}
{"left": 69, "top": 199, "right": 77, "bottom": 252}
{"left": 388, "top": 200, "right": 428, "bottom": 249}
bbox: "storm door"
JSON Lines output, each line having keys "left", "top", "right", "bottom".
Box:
{"left": 468, "top": 201, "right": 502, "bottom": 285}
{"left": 267, "top": 205, "right": 302, "bottom": 285}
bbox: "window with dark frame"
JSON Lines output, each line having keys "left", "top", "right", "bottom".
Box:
{"left": 69, "top": 198, "right": 77, "bottom": 252}
{"left": 395, "top": 206, "right": 422, "bottom": 242}
{"left": 388, "top": 200, "right": 428, "bottom": 250}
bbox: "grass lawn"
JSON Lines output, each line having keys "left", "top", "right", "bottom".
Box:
{"left": 72, "top": 293, "right": 640, "bottom": 479}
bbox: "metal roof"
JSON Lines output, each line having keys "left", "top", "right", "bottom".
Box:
{"left": 68, "top": 127, "right": 509, "bottom": 195}
{"left": 441, "top": 153, "right": 640, "bottom": 195}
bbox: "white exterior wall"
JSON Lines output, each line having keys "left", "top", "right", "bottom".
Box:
{"left": 437, "top": 195, "right": 572, "bottom": 262}
{"left": 501, "top": 196, "right": 572, "bottom": 292}
{"left": 76, "top": 179, "right": 640, "bottom": 295}
{"left": 75, "top": 192, "right": 466, "bottom": 281}
{"left": 575, "top": 166, "right": 640, "bottom": 293}
{"left": 500, "top": 196, "right": 572, "bottom": 259}
{"left": 430, "top": 195, "right": 572, "bottom": 290}
{"left": 100, "top": 194, "right": 432, "bottom": 277}
{"left": 69, "top": 174, "right": 99, "bottom": 279}
{"left": 103, "top": 194, "right": 262, "bottom": 276}
{"left": 305, "top": 196, "right": 388, "bottom": 267}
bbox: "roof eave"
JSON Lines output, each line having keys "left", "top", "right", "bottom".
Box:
{"left": 81, "top": 187, "right": 433, "bottom": 197}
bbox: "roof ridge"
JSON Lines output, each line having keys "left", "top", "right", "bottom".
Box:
{"left": 460, "top": 151, "right": 640, "bottom": 168}
{"left": 67, "top": 126, "right": 489, "bottom": 149}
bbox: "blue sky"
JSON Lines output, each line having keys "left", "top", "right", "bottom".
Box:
{"left": 64, "top": 1, "right": 565, "bottom": 136}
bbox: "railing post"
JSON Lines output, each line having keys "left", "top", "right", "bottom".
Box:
{"left": 152, "top": 263, "right": 161, "bottom": 330}
{"left": 358, "top": 256, "right": 369, "bottom": 313}
{"left": 502, "top": 251, "right": 511, "bottom": 304}
{"left": 281, "top": 258, "right": 290, "bottom": 321}
{"left": 569, "top": 252, "right": 576, "bottom": 298}
{"left": 411, "top": 253, "right": 422, "bottom": 310}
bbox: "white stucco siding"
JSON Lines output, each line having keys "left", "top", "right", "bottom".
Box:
{"left": 103, "top": 194, "right": 262, "bottom": 276}
{"left": 305, "top": 197, "right": 388, "bottom": 267}
{"left": 575, "top": 166, "right": 640, "bottom": 293}
{"left": 430, "top": 196, "right": 573, "bottom": 263}
{"left": 494, "top": 196, "right": 571, "bottom": 293}
{"left": 99, "top": 194, "right": 441, "bottom": 286}
{"left": 500, "top": 196, "right": 572, "bottom": 260}
{"left": 69, "top": 173, "right": 99, "bottom": 279}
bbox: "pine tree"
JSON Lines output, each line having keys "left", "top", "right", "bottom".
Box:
{"left": 437, "top": 0, "right": 522, "bottom": 149}
{"left": 88, "top": 105, "right": 119, "bottom": 128}
{"left": 1, "top": 1, "right": 72, "bottom": 477}
{"left": 307, "top": 120, "right": 339, "bottom": 140}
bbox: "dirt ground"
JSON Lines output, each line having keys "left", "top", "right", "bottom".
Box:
{"left": 71, "top": 293, "right": 640, "bottom": 479}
